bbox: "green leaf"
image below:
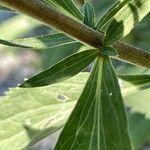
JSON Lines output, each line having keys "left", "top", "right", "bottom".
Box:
{"left": 0, "top": 33, "right": 76, "bottom": 49}
{"left": 20, "top": 49, "right": 99, "bottom": 87}
{"left": 42, "top": 42, "right": 82, "bottom": 69}
{"left": 120, "top": 74, "right": 150, "bottom": 125}
{"left": 43, "top": 0, "right": 83, "bottom": 20}
{"left": 0, "top": 72, "right": 148, "bottom": 149}
{"left": 125, "top": 88, "right": 150, "bottom": 118}
{"left": 118, "top": 74, "right": 150, "bottom": 85}
{"left": 96, "top": 0, "right": 131, "bottom": 30}
{"left": 0, "top": 74, "right": 88, "bottom": 150}
{"left": 128, "top": 112, "right": 150, "bottom": 150}
{"left": 101, "top": 46, "right": 118, "bottom": 56}
{"left": 119, "top": 74, "right": 150, "bottom": 97}
{"left": 117, "top": 73, "right": 150, "bottom": 137}
{"left": 83, "top": 2, "right": 95, "bottom": 29}
{"left": 104, "top": 0, "right": 150, "bottom": 45}
{"left": 55, "top": 57, "right": 132, "bottom": 150}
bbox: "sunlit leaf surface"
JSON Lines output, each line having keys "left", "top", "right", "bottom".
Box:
{"left": 0, "top": 72, "right": 149, "bottom": 149}
{"left": 0, "top": 74, "right": 88, "bottom": 150}
{"left": 0, "top": 33, "right": 76, "bottom": 49}
{"left": 104, "top": 0, "right": 150, "bottom": 45}
{"left": 96, "top": 0, "right": 131, "bottom": 30}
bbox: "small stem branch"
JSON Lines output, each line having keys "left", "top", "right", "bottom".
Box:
{"left": 0, "top": 0, "right": 103, "bottom": 47}
{"left": 76, "top": 0, "right": 85, "bottom": 5}
{"left": 114, "top": 42, "right": 150, "bottom": 68}
{"left": 0, "top": 0, "right": 150, "bottom": 68}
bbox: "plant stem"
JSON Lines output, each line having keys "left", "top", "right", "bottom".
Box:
{"left": 114, "top": 42, "right": 150, "bottom": 68}
{"left": 0, "top": 0, "right": 150, "bottom": 68}
{"left": 76, "top": 0, "right": 85, "bottom": 5}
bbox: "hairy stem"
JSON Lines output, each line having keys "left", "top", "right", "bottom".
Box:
{"left": 0, "top": 0, "right": 150, "bottom": 68}
{"left": 114, "top": 42, "right": 150, "bottom": 68}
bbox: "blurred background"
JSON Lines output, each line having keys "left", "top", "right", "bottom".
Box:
{"left": 0, "top": 0, "right": 150, "bottom": 149}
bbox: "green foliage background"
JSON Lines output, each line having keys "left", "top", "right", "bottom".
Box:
{"left": 0, "top": 0, "right": 149, "bottom": 150}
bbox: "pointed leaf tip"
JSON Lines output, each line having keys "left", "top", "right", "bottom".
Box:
{"left": 20, "top": 49, "right": 99, "bottom": 88}
{"left": 55, "top": 56, "right": 132, "bottom": 150}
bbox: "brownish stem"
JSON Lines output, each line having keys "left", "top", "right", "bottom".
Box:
{"left": 77, "top": 0, "right": 85, "bottom": 5}
{"left": 114, "top": 42, "right": 150, "bottom": 68}
{"left": 0, "top": 0, "right": 150, "bottom": 68}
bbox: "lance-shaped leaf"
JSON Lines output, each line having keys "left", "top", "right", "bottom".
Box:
{"left": 104, "top": 0, "right": 150, "bottom": 45}
{"left": 118, "top": 74, "right": 150, "bottom": 85}
{"left": 54, "top": 57, "right": 132, "bottom": 150}
{"left": 43, "top": 0, "right": 83, "bottom": 20}
{"left": 119, "top": 74, "right": 150, "bottom": 97}
{"left": 83, "top": 2, "right": 95, "bottom": 29}
{"left": 96, "top": 0, "right": 131, "bottom": 30}
{"left": 20, "top": 49, "right": 99, "bottom": 87}
{"left": 0, "top": 33, "right": 76, "bottom": 49}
